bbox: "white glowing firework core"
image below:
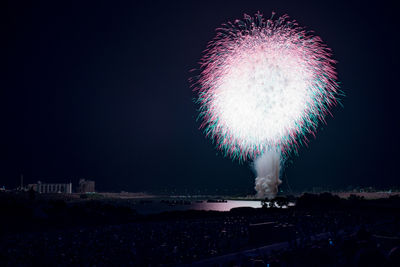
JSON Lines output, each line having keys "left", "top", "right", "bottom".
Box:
{"left": 215, "top": 42, "right": 312, "bottom": 147}
{"left": 194, "top": 13, "right": 339, "bottom": 159}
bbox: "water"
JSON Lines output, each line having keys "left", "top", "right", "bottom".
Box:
{"left": 132, "top": 200, "right": 262, "bottom": 214}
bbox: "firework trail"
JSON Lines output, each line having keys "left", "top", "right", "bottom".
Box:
{"left": 191, "top": 12, "right": 339, "bottom": 198}
{"left": 254, "top": 150, "right": 281, "bottom": 199}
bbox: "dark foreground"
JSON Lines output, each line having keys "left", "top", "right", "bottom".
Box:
{"left": 1, "top": 192, "right": 400, "bottom": 266}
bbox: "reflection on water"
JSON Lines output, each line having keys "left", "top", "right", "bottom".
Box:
{"left": 193, "top": 200, "right": 262, "bottom": 211}
{"left": 133, "top": 200, "right": 262, "bottom": 214}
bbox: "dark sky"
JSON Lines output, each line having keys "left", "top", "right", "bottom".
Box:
{"left": 3, "top": 0, "right": 399, "bottom": 193}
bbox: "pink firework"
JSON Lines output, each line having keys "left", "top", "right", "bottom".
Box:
{"left": 191, "top": 12, "right": 340, "bottom": 161}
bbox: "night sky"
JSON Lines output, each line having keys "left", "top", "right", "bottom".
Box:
{"left": 3, "top": 0, "right": 399, "bottom": 193}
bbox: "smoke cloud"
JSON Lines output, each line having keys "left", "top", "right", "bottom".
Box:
{"left": 254, "top": 150, "right": 282, "bottom": 199}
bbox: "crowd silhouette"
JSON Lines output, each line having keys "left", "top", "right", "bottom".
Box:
{"left": 1, "top": 192, "right": 400, "bottom": 266}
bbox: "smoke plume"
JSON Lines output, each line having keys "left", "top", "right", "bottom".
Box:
{"left": 254, "top": 150, "right": 282, "bottom": 199}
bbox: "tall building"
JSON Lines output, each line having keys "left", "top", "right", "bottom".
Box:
{"left": 78, "top": 179, "right": 95, "bottom": 193}
{"left": 28, "top": 181, "right": 72, "bottom": 194}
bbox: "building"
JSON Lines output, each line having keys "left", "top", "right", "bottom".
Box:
{"left": 78, "top": 179, "right": 95, "bottom": 193}
{"left": 28, "top": 181, "right": 72, "bottom": 194}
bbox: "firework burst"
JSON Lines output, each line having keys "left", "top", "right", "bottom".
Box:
{"left": 191, "top": 12, "right": 339, "bottom": 161}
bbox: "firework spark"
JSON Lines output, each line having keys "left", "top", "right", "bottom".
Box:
{"left": 192, "top": 12, "right": 339, "bottom": 161}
